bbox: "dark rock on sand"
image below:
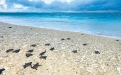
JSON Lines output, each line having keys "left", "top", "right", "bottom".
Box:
{"left": 0, "top": 68, "right": 5, "bottom": 74}
{"left": 40, "top": 50, "right": 46, "bottom": 56}
{"left": 6, "top": 49, "right": 14, "bottom": 53}
{"left": 40, "top": 56, "right": 47, "bottom": 60}
{"left": 23, "top": 62, "right": 32, "bottom": 69}
{"left": 32, "top": 63, "right": 41, "bottom": 70}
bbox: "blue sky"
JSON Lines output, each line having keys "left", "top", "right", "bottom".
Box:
{"left": 0, "top": 0, "right": 121, "bottom": 12}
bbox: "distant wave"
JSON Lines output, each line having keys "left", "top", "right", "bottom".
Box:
{"left": 0, "top": 12, "right": 121, "bottom": 39}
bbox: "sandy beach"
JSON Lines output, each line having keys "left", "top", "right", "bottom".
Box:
{"left": 0, "top": 21, "right": 121, "bottom": 75}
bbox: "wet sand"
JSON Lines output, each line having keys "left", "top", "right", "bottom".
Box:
{"left": 0, "top": 22, "right": 121, "bottom": 75}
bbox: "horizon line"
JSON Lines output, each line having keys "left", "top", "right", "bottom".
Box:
{"left": 0, "top": 10, "right": 121, "bottom": 13}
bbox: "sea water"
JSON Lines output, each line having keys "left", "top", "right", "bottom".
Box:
{"left": 0, "top": 12, "right": 121, "bottom": 39}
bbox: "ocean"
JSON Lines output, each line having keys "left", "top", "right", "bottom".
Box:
{"left": 0, "top": 12, "right": 121, "bottom": 39}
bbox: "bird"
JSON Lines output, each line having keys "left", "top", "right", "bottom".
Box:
{"left": 72, "top": 50, "right": 77, "bottom": 53}
{"left": 13, "top": 49, "right": 20, "bottom": 53}
{"left": 40, "top": 50, "right": 46, "bottom": 56}
{"left": 6, "top": 49, "right": 14, "bottom": 53}
{"left": 40, "top": 56, "right": 47, "bottom": 60}
{"left": 26, "top": 53, "right": 33, "bottom": 57}
{"left": 31, "top": 63, "right": 41, "bottom": 70}
{"left": 0, "top": 68, "right": 5, "bottom": 74}
{"left": 23, "top": 62, "right": 32, "bottom": 69}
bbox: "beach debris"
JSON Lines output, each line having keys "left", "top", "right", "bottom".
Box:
{"left": 40, "top": 56, "right": 47, "bottom": 60}
{"left": 83, "top": 43, "right": 87, "bottom": 46}
{"left": 50, "top": 47, "right": 55, "bottom": 51}
{"left": 26, "top": 53, "right": 33, "bottom": 57}
{"left": 72, "top": 50, "right": 77, "bottom": 53}
{"left": 8, "top": 27, "right": 12, "bottom": 28}
{"left": 0, "top": 68, "right": 5, "bottom": 74}
{"left": 28, "top": 49, "right": 34, "bottom": 53}
{"left": 30, "top": 44, "right": 37, "bottom": 47}
{"left": 6, "top": 49, "right": 14, "bottom": 53}
{"left": 13, "top": 49, "right": 20, "bottom": 53}
{"left": 32, "top": 62, "right": 41, "bottom": 70}
{"left": 94, "top": 51, "right": 100, "bottom": 54}
{"left": 23, "top": 62, "right": 32, "bottom": 69}
{"left": 61, "top": 38, "right": 65, "bottom": 40}
{"left": 40, "top": 50, "right": 46, "bottom": 56}
{"left": 45, "top": 43, "right": 51, "bottom": 46}
{"left": 67, "top": 38, "right": 70, "bottom": 40}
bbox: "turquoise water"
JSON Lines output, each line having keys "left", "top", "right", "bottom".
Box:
{"left": 0, "top": 12, "right": 121, "bottom": 39}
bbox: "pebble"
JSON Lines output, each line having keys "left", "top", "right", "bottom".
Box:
{"left": 0, "top": 57, "right": 3, "bottom": 60}
{"left": 62, "top": 53, "right": 65, "bottom": 57}
{"left": 33, "top": 56, "right": 38, "bottom": 59}
{"left": 61, "top": 46, "right": 65, "bottom": 49}
{"left": 4, "top": 66, "right": 9, "bottom": 70}
{"left": 87, "top": 67, "right": 94, "bottom": 73}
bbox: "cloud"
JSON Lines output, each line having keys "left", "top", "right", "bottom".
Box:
{"left": 0, "top": 0, "right": 7, "bottom": 9}
{"left": 13, "top": 4, "right": 28, "bottom": 9}
{"left": 2, "top": 0, "right": 121, "bottom": 11}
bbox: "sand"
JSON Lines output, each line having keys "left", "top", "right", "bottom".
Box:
{"left": 0, "top": 21, "right": 121, "bottom": 75}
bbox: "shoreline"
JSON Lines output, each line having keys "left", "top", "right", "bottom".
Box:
{"left": 0, "top": 21, "right": 120, "bottom": 40}
{"left": 0, "top": 21, "right": 121, "bottom": 75}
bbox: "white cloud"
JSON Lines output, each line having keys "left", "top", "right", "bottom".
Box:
{"left": 13, "top": 4, "right": 28, "bottom": 9}
{"left": 41, "top": 0, "right": 73, "bottom": 4}
{"left": 28, "top": 0, "right": 55, "bottom": 4}
{"left": 0, "top": 0, "right": 7, "bottom": 9}
{"left": 41, "top": 0, "right": 54, "bottom": 4}
{"left": 0, "top": 0, "right": 120, "bottom": 12}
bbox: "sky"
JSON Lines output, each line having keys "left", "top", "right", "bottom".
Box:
{"left": 0, "top": 0, "right": 121, "bottom": 12}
